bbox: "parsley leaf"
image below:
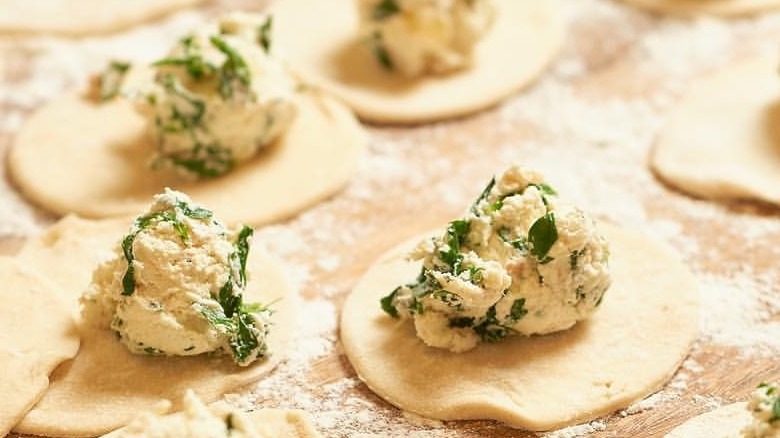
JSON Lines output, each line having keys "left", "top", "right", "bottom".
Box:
{"left": 257, "top": 16, "right": 273, "bottom": 53}
{"left": 373, "top": 0, "right": 401, "bottom": 20}
{"left": 380, "top": 287, "right": 400, "bottom": 318}
{"left": 370, "top": 31, "right": 393, "bottom": 70}
{"left": 439, "top": 219, "right": 470, "bottom": 273}
{"left": 209, "top": 35, "right": 251, "bottom": 99}
{"left": 470, "top": 177, "right": 495, "bottom": 214}
{"left": 528, "top": 212, "right": 558, "bottom": 262}
{"left": 99, "top": 61, "right": 131, "bottom": 101}
{"left": 509, "top": 298, "right": 528, "bottom": 321}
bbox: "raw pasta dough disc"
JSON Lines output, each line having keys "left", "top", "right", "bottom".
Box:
{"left": 341, "top": 224, "right": 699, "bottom": 430}
{"left": 0, "top": 258, "right": 80, "bottom": 436}
{"left": 103, "top": 407, "right": 323, "bottom": 438}
{"left": 271, "top": 0, "right": 564, "bottom": 123}
{"left": 8, "top": 91, "right": 364, "bottom": 226}
{"left": 650, "top": 56, "right": 780, "bottom": 206}
{"left": 665, "top": 402, "right": 749, "bottom": 437}
{"left": 0, "top": 0, "right": 206, "bottom": 36}
{"left": 13, "top": 216, "right": 299, "bottom": 437}
{"left": 615, "top": 0, "right": 780, "bottom": 17}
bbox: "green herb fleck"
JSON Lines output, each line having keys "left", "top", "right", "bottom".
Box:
{"left": 99, "top": 61, "right": 131, "bottom": 101}
{"left": 509, "top": 298, "right": 527, "bottom": 321}
{"left": 528, "top": 212, "right": 558, "bottom": 263}
{"left": 257, "top": 16, "right": 273, "bottom": 53}
{"left": 209, "top": 35, "right": 251, "bottom": 99}
{"left": 373, "top": 0, "right": 401, "bottom": 20}
{"left": 439, "top": 219, "right": 470, "bottom": 273}
{"left": 380, "top": 287, "right": 400, "bottom": 318}
{"left": 370, "top": 31, "right": 393, "bottom": 70}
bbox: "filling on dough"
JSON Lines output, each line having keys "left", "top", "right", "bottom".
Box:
{"left": 107, "top": 390, "right": 259, "bottom": 438}
{"left": 80, "top": 188, "right": 273, "bottom": 366}
{"left": 381, "top": 165, "right": 611, "bottom": 352}
{"left": 742, "top": 383, "right": 780, "bottom": 438}
{"left": 357, "top": 0, "right": 496, "bottom": 77}
{"left": 102, "top": 12, "right": 297, "bottom": 178}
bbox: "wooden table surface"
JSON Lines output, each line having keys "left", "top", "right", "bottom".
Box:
{"left": 2, "top": 1, "right": 780, "bottom": 437}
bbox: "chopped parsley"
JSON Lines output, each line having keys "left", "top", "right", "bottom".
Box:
{"left": 257, "top": 16, "right": 273, "bottom": 53}
{"left": 99, "top": 61, "right": 131, "bottom": 101}
{"left": 154, "top": 36, "right": 216, "bottom": 80}
{"left": 528, "top": 212, "right": 558, "bottom": 263}
{"left": 380, "top": 287, "right": 400, "bottom": 317}
{"left": 209, "top": 35, "right": 251, "bottom": 99}
{"left": 439, "top": 219, "right": 470, "bottom": 273}
{"left": 370, "top": 31, "right": 393, "bottom": 70}
{"left": 373, "top": 0, "right": 401, "bottom": 20}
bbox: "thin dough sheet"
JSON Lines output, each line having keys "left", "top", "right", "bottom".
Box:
{"left": 13, "top": 216, "right": 298, "bottom": 437}
{"left": 272, "top": 0, "right": 564, "bottom": 123}
{"left": 650, "top": 56, "right": 780, "bottom": 206}
{"left": 341, "top": 224, "right": 699, "bottom": 431}
{"left": 8, "top": 92, "right": 364, "bottom": 226}
{"left": 616, "top": 0, "right": 780, "bottom": 17}
{"left": 0, "top": 258, "right": 80, "bottom": 436}
{"left": 0, "top": 0, "right": 206, "bottom": 36}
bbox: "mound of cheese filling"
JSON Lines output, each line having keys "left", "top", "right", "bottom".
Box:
{"left": 113, "top": 12, "right": 297, "bottom": 178}
{"left": 80, "top": 188, "right": 271, "bottom": 366}
{"left": 107, "top": 390, "right": 258, "bottom": 438}
{"left": 742, "top": 383, "right": 780, "bottom": 438}
{"left": 357, "top": 0, "right": 495, "bottom": 77}
{"left": 382, "top": 165, "right": 611, "bottom": 352}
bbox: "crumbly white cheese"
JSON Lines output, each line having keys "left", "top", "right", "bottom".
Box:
{"left": 80, "top": 188, "right": 271, "bottom": 366}
{"left": 109, "top": 390, "right": 259, "bottom": 438}
{"left": 742, "top": 383, "right": 780, "bottom": 438}
{"left": 125, "top": 12, "right": 297, "bottom": 178}
{"left": 357, "top": 0, "right": 496, "bottom": 77}
{"left": 384, "top": 165, "right": 611, "bottom": 352}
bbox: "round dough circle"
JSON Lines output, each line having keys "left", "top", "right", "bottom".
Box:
{"left": 341, "top": 224, "right": 699, "bottom": 431}
{"left": 0, "top": 0, "right": 206, "bottom": 36}
{"left": 13, "top": 216, "right": 299, "bottom": 437}
{"left": 271, "top": 0, "right": 565, "bottom": 124}
{"left": 0, "top": 257, "right": 80, "bottom": 437}
{"left": 8, "top": 92, "right": 365, "bottom": 226}
{"left": 665, "top": 402, "right": 750, "bottom": 437}
{"left": 615, "top": 0, "right": 780, "bottom": 17}
{"left": 650, "top": 56, "right": 780, "bottom": 206}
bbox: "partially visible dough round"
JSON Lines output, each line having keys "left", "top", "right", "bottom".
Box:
{"left": 615, "top": 0, "right": 780, "bottom": 17}
{"left": 341, "top": 224, "right": 699, "bottom": 430}
{"left": 664, "top": 402, "right": 749, "bottom": 437}
{"left": 8, "top": 92, "right": 364, "bottom": 226}
{"left": 271, "top": 0, "right": 564, "bottom": 123}
{"left": 0, "top": 0, "right": 206, "bottom": 36}
{"left": 13, "top": 216, "right": 298, "bottom": 437}
{"left": 104, "top": 406, "right": 323, "bottom": 438}
{"left": 650, "top": 56, "right": 780, "bottom": 206}
{"left": 0, "top": 257, "right": 80, "bottom": 437}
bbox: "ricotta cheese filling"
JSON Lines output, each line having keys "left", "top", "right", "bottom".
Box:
{"left": 80, "top": 188, "right": 272, "bottom": 366}
{"left": 742, "top": 383, "right": 780, "bottom": 438}
{"left": 357, "top": 0, "right": 496, "bottom": 77}
{"left": 109, "top": 390, "right": 259, "bottom": 438}
{"left": 381, "top": 165, "right": 611, "bottom": 352}
{"left": 114, "top": 12, "right": 297, "bottom": 178}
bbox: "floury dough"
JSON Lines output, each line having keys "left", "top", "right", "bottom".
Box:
{"left": 341, "top": 224, "right": 699, "bottom": 430}
{"left": 0, "top": 0, "right": 206, "bottom": 36}
{"left": 8, "top": 92, "right": 364, "bottom": 226}
{"left": 13, "top": 216, "right": 298, "bottom": 437}
{"left": 0, "top": 258, "right": 80, "bottom": 436}
{"left": 271, "top": 0, "right": 564, "bottom": 123}
{"left": 664, "top": 402, "right": 750, "bottom": 437}
{"left": 616, "top": 0, "right": 780, "bottom": 17}
{"left": 650, "top": 56, "right": 780, "bottom": 206}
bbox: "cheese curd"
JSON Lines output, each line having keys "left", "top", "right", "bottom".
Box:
{"left": 126, "top": 12, "right": 297, "bottom": 178}
{"left": 357, "top": 0, "right": 495, "bottom": 77}
{"left": 742, "top": 383, "right": 780, "bottom": 438}
{"left": 108, "top": 390, "right": 258, "bottom": 438}
{"left": 382, "top": 165, "right": 611, "bottom": 352}
{"left": 80, "top": 188, "right": 271, "bottom": 366}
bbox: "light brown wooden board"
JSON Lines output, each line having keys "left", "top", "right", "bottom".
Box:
{"left": 2, "top": 1, "right": 780, "bottom": 437}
